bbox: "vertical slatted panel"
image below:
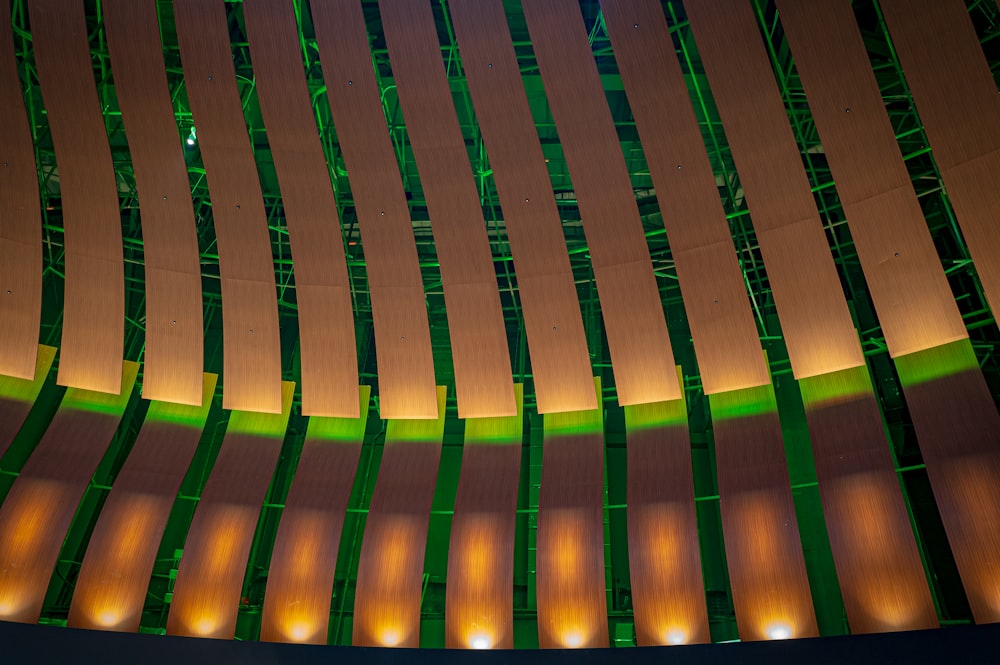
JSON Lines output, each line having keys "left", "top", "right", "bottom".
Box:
{"left": 27, "top": 0, "right": 123, "bottom": 394}
{"left": 172, "top": 0, "right": 282, "bottom": 414}
{"left": 600, "top": 0, "right": 770, "bottom": 396}
{"left": 520, "top": 0, "right": 679, "bottom": 406}
{"left": 445, "top": 385, "right": 523, "bottom": 649}
{"left": 165, "top": 381, "right": 295, "bottom": 639}
{"left": 446, "top": 0, "right": 595, "bottom": 415}
{"left": 102, "top": 0, "right": 204, "bottom": 406}
{"left": 310, "top": 0, "right": 437, "bottom": 420}
{"left": 537, "top": 378, "right": 608, "bottom": 649}
{"left": 67, "top": 374, "right": 217, "bottom": 632}
{"left": 260, "top": 386, "right": 371, "bottom": 644}
{"left": 879, "top": 0, "right": 1000, "bottom": 320}
{"left": 0, "top": 0, "right": 42, "bottom": 381}
{"left": 0, "top": 345, "right": 55, "bottom": 457}
{"left": 624, "top": 369, "right": 710, "bottom": 646}
{"left": 242, "top": 0, "right": 358, "bottom": 418}
{"left": 708, "top": 384, "right": 818, "bottom": 641}
{"left": 378, "top": 0, "right": 514, "bottom": 419}
{"left": 352, "top": 386, "right": 447, "bottom": 647}
{"left": 0, "top": 360, "right": 138, "bottom": 623}
{"left": 684, "top": 0, "right": 864, "bottom": 380}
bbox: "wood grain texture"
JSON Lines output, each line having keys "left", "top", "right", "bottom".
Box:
{"left": 684, "top": 0, "right": 863, "bottom": 380}
{"left": 352, "top": 386, "right": 447, "bottom": 647}
{"left": 242, "top": 0, "right": 358, "bottom": 418}
{"left": 0, "top": 360, "right": 138, "bottom": 623}
{"left": 260, "top": 386, "right": 371, "bottom": 644}
{"left": 447, "top": 0, "right": 595, "bottom": 414}
{"left": 879, "top": 0, "right": 1000, "bottom": 320}
{"left": 310, "top": 0, "right": 437, "bottom": 420}
{"left": 165, "top": 381, "right": 294, "bottom": 639}
{"left": 600, "top": 0, "right": 769, "bottom": 395}
{"left": 27, "top": 0, "right": 123, "bottom": 394}
{"left": 0, "top": 345, "right": 55, "bottom": 458}
{"left": 521, "top": 0, "right": 678, "bottom": 406}
{"left": 445, "top": 385, "right": 523, "bottom": 649}
{"left": 775, "top": 0, "right": 966, "bottom": 357}
{"left": 799, "top": 367, "right": 937, "bottom": 633}
{"left": 537, "top": 378, "right": 608, "bottom": 649}
{"left": 101, "top": 0, "right": 204, "bottom": 406}
{"left": 378, "top": 0, "right": 514, "bottom": 419}
{"left": 172, "top": 0, "right": 282, "bottom": 414}
{"left": 68, "top": 374, "right": 217, "bottom": 632}
{"left": 708, "top": 384, "right": 818, "bottom": 641}
{"left": 0, "top": 0, "right": 41, "bottom": 381}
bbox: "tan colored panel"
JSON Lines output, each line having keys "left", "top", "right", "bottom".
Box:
{"left": 600, "top": 0, "right": 769, "bottom": 395}
{"left": 684, "top": 0, "right": 863, "bottom": 380}
{"left": 310, "top": 0, "right": 436, "bottom": 419}
{"left": 521, "top": 0, "right": 678, "bottom": 406}
{"left": 166, "top": 381, "right": 294, "bottom": 639}
{"left": 172, "top": 0, "right": 282, "bottom": 414}
{"left": 242, "top": 0, "right": 358, "bottom": 418}
{"left": 28, "top": 0, "right": 123, "bottom": 394}
{"left": 102, "top": 0, "right": 204, "bottom": 406}
{"left": 0, "top": 345, "right": 55, "bottom": 458}
{"left": 68, "top": 374, "right": 217, "bottom": 632}
{"left": 0, "top": 0, "right": 41, "bottom": 380}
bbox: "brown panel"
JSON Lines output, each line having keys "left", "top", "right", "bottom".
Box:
{"left": 310, "top": 0, "right": 436, "bottom": 420}
{"left": 446, "top": 0, "right": 595, "bottom": 415}
{"left": 0, "top": 345, "right": 55, "bottom": 458}
{"left": 0, "top": 0, "right": 41, "bottom": 381}
{"left": 521, "top": 0, "right": 678, "bottom": 406}
{"left": 352, "top": 386, "right": 447, "bottom": 647}
{"left": 600, "top": 0, "right": 769, "bottom": 395}
{"left": 68, "top": 374, "right": 217, "bottom": 632}
{"left": 684, "top": 0, "right": 864, "bottom": 380}
{"left": 879, "top": 0, "right": 1000, "bottom": 319}
{"left": 799, "top": 367, "right": 937, "bottom": 633}
{"left": 624, "top": 371, "right": 710, "bottom": 646}
{"left": 445, "top": 385, "right": 523, "bottom": 649}
{"left": 242, "top": 0, "right": 358, "bottom": 418}
{"left": 259, "top": 386, "right": 371, "bottom": 644}
{"left": 708, "top": 384, "right": 818, "bottom": 641}
{"left": 27, "top": 0, "right": 123, "bottom": 394}
{"left": 165, "top": 381, "right": 294, "bottom": 639}
{"left": 378, "top": 0, "right": 514, "bottom": 419}
{"left": 0, "top": 361, "right": 138, "bottom": 623}
{"left": 102, "top": 0, "right": 204, "bottom": 406}
{"left": 537, "top": 378, "right": 608, "bottom": 649}
{"left": 172, "top": 0, "right": 282, "bottom": 414}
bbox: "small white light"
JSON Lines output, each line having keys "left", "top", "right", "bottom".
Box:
{"left": 470, "top": 635, "right": 491, "bottom": 650}
{"left": 767, "top": 624, "right": 791, "bottom": 640}
{"left": 665, "top": 630, "right": 686, "bottom": 645}
{"left": 186, "top": 137, "right": 195, "bottom": 146}
{"left": 563, "top": 631, "right": 583, "bottom": 648}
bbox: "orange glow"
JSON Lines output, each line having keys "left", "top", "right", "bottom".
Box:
{"left": 354, "top": 517, "right": 420, "bottom": 647}
{"left": 468, "top": 632, "right": 493, "bottom": 649}
{"left": 0, "top": 480, "right": 63, "bottom": 621}
{"left": 379, "top": 627, "right": 402, "bottom": 647}
{"left": 766, "top": 623, "right": 792, "bottom": 640}
{"left": 662, "top": 628, "right": 687, "bottom": 645}
{"left": 561, "top": 629, "right": 584, "bottom": 648}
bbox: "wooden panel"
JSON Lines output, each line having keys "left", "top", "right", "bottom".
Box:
{"left": 799, "top": 367, "right": 936, "bottom": 633}
{"left": 0, "top": 360, "right": 138, "bottom": 623}
{"left": 352, "top": 386, "right": 447, "bottom": 647}
{"left": 775, "top": 0, "right": 965, "bottom": 357}
{"left": 537, "top": 378, "right": 608, "bottom": 649}
{"left": 172, "top": 0, "right": 282, "bottom": 414}
{"left": 67, "top": 374, "right": 217, "bottom": 632}
{"left": 0, "top": 345, "right": 55, "bottom": 458}
{"left": 894, "top": 340, "right": 1000, "bottom": 623}
{"left": 684, "top": 0, "right": 863, "bottom": 380}
{"left": 165, "top": 381, "right": 294, "bottom": 639}
{"left": 242, "top": 0, "right": 357, "bottom": 418}
{"left": 378, "top": 0, "right": 514, "bottom": 419}
{"left": 27, "top": 0, "right": 123, "bottom": 394}
{"left": 259, "top": 386, "right": 371, "bottom": 644}
{"left": 0, "top": 0, "right": 41, "bottom": 381}
{"left": 521, "top": 0, "right": 678, "bottom": 406}
{"left": 600, "top": 0, "right": 769, "bottom": 395}
{"left": 708, "top": 383, "right": 818, "bottom": 641}
{"left": 310, "top": 0, "right": 436, "bottom": 420}
{"left": 445, "top": 385, "right": 523, "bottom": 649}
{"left": 879, "top": 0, "right": 1000, "bottom": 319}
{"left": 624, "top": 369, "right": 710, "bottom": 646}
{"left": 446, "top": 0, "right": 594, "bottom": 414}
{"left": 101, "top": 0, "right": 204, "bottom": 406}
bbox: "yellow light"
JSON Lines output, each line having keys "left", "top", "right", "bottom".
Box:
{"left": 562, "top": 631, "right": 583, "bottom": 648}
{"left": 380, "top": 628, "right": 401, "bottom": 647}
{"left": 194, "top": 616, "right": 216, "bottom": 636}
{"left": 97, "top": 609, "right": 119, "bottom": 627}
{"left": 766, "top": 623, "right": 791, "bottom": 640}
{"left": 287, "top": 622, "right": 311, "bottom": 642}
{"left": 469, "top": 634, "right": 491, "bottom": 650}
{"left": 664, "top": 629, "right": 687, "bottom": 645}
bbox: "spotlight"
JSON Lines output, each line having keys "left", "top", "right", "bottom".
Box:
{"left": 767, "top": 624, "right": 791, "bottom": 640}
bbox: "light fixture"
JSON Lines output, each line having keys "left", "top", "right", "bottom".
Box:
{"left": 469, "top": 634, "right": 491, "bottom": 650}
{"left": 185, "top": 126, "right": 197, "bottom": 146}
{"left": 766, "top": 623, "right": 791, "bottom": 640}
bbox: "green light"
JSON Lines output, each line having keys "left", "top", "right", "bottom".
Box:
{"left": 894, "top": 338, "right": 979, "bottom": 389}
{"left": 144, "top": 374, "right": 218, "bottom": 428}
{"left": 624, "top": 368, "right": 687, "bottom": 432}
{"left": 543, "top": 378, "right": 603, "bottom": 436}
{"left": 306, "top": 385, "right": 371, "bottom": 442}
{"left": 708, "top": 381, "right": 778, "bottom": 422}
{"left": 0, "top": 345, "right": 55, "bottom": 404}
{"left": 226, "top": 381, "right": 296, "bottom": 436}
{"left": 463, "top": 384, "right": 523, "bottom": 445}
{"left": 60, "top": 361, "right": 139, "bottom": 415}
{"left": 385, "top": 386, "right": 448, "bottom": 443}
{"left": 797, "top": 365, "right": 874, "bottom": 411}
